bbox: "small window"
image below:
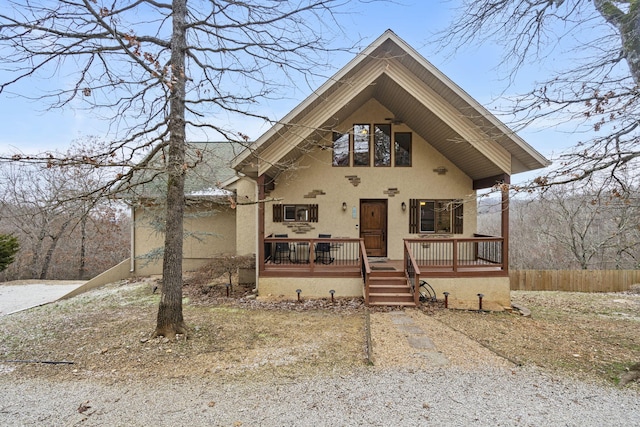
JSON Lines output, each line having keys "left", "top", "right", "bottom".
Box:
{"left": 283, "top": 205, "right": 309, "bottom": 222}
{"left": 374, "top": 124, "right": 391, "bottom": 166}
{"left": 284, "top": 205, "right": 296, "bottom": 221}
{"left": 411, "top": 199, "right": 460, "bottom": 234}
{"left": 274, "top": 204, "right": 318, "bottom": 223}
{"left": 332, "top": 132, "right": 350, "bottom": 166}
{"left": 395, "top": 132, "right": 411, "bottom": 166}
{"left": 420, "top": 201, "right": 436, "bottom": 233}
{"left": 295, "top": 206, "right": 309, "bottom": 222}
{"left": 353, "top": 124, "right": 370, "bottom": 166}
{"left": 435, "top": 201, "right": 451, "bottom": 233}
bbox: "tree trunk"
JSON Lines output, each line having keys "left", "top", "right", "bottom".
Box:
{"left": 30, "top": 227, "right": 46, "bottom": 278}
{"left": 39, "top": 219, "right": 71, "bottom": 280}
{"left": 78, "top": 214, "right": 87, "bottom": 280}
{"left": 152, "top": 0, "right": 189, "bottom": 340}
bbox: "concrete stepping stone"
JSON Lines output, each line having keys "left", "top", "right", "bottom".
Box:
{"left": 390, "top": 315, "right": 414, "bottom": 325}
{"left": 407, "top": 335, "right": 436, "bottom": 350}
{"left": 414, "top": 351, "right": 449, "bottom": 366}
{"left": 397, "top": 325, "right": 426, "bottom": 335}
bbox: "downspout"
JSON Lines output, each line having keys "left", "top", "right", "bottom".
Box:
{"left": 130, "top": 204, "right": 136, "bottom": 273}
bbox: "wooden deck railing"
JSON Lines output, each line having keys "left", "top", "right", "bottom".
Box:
{"left": 260, "top": 236, "right": 506, "bottom": 279}
{"left": 404, "top": 236, "right": 506, "bottom": 276}
{"left": 261, "top": 237, "right": 363, "bottom": 277}
{"left": 404, "top": 240, "right": 421, "bottom": 305}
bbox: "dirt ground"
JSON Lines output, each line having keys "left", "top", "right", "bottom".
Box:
{"left": 0, "top": 276, "right": 638, "bottom": 388}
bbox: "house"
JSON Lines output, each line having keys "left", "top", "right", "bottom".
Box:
{"left": 127, "top": 30, "right": 549, "bottom": 310}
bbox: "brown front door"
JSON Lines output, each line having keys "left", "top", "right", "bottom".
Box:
{"left": 360, "top": 199, "right": 387, "bottom": 257}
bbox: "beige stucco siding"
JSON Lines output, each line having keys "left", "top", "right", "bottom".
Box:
{"left": 232, "top": 178, "right": 258, "bottom": 256}
{"left": 262, "top": 99, "right": 477, "bottom": 260}
{"left": 132, "top": 203, "right": 236, "bottom": 275}
{"left": 424, "top": 277, "right": 510, "bottom": 311}
{"left": 258, "top": 277, "right": 363, "bottom": 299}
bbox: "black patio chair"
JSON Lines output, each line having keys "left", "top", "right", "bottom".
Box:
{"left": 273, "top": 234, "right": 290, "bottom": 264}
{"left": 315, "top": 233, "right": 334, "bottom": 264}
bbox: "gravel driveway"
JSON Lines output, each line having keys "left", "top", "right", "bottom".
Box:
{"left": 1, "top": 366, "right": 638, "bottom": 426}
{"left": 0, "top": 283, "right": 84, "bottom": 315}
{"left": 1, "top": 307, "right": 638, "bottom": 426}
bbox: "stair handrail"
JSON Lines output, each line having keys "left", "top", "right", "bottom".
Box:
{"left": 404, "top": 240, "right": 421, "bottom": 306}
{"left": 360, "top": 239, "right": 371, "bottom": 305}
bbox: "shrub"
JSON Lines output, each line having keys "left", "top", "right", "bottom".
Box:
{"left": 191, "top": 254, "right": 254, "bottom": 287}
{"left": 0, "top": 234, "right": 19, "bottom": 272}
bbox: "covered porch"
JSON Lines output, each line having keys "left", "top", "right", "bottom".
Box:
{"left": 259, "top": 234, "right": 508, "bottom": 309}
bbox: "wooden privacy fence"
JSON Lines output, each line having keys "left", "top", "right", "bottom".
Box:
{"left": 510, "top": 270, "right": 640, "bottom": 293}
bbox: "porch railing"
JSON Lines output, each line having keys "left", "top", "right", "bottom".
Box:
{"left": 261, "top": 236, "right": 364, "bottom": 276}
{"left": 473, "top": 233, "right": 503, "bottom": 264}
{"left": 404, "top": 236, "right": 505, "bottom": 274}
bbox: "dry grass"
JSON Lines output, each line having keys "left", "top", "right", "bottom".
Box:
{"left": 0, "top": 278, "right": 366, "bottom": 383}
{"left": 433, "top": 291, "right": 640, "bottom": 386}
{"left": 0, "top": 278, "right": 638, "bottom": 387}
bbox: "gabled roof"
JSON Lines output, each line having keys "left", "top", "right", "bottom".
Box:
{"left": 233, "top": 30, "right": 549, "bottom": 182}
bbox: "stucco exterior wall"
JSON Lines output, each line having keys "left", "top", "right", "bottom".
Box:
{"left": 264, "top": 99, "right": 478, "bottom": 260}
{"left": 425, "top": 276, "right": 511, "bottom": 311}
{"left": 258, "top": 276, "right": 364, "bottom": 299}
{"left": 233, "top": 178, "right": 258, "bottom": 256}
{"left": 132, "top": 203, "right": 236, "bottom": 275}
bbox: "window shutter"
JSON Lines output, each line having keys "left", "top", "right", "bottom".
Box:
{"left": 273, "top": 204, "right": 283, "bottom": 222}
{"left": 409, "top": 199, "right": 419, "bottom": 233}
{"left": 309, "top": 204, "right": 318, "bottom": 222}
{"left": 453, "top": 200, "right": 463, "bottom": 234}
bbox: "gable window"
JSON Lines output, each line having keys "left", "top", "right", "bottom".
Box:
{"left": 273, "top": 204, "right": 318, "bottom": 222}
{"left": 374, "top": 124, "right": 391, "bottom": 166}
{"left": 353, "top": 124, "right": 370, "bottom": 166}
{"left": 332, "top": 132, "right": 349, "bottom": 166}
{"left": 331, "top": 124, "right": 413, "bottom": 168}
{"left": 409, "top": 199, "right": 463, "bottom": 234}
{"left": 395, "top": 132, "right": 411, "bottom": 166}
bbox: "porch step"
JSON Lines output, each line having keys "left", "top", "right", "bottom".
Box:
{"left": 366, "top": 270, "right": 415, "bottom": 307}
{"left": 368, "top": 293, "right": 416, "bottom": 305}
{"left": 369, "top": 284, "right": 410, "bottom": 293}
{"left": 369, "top": 276, "right": 408, "bottom": 290}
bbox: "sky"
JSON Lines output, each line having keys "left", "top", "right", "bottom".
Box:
{"left": 0, "top": 1, "right": 591, "bottom": 183}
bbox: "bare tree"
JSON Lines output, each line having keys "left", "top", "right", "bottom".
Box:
{"left": 0, "top": 1, "right": 356, "bottom": 339}
{"left": 0, "top": 158, "right": 128, "bottom": 280}
{"left": 0, "top": 162, "right": 76, "bottom": 279}
{"left": 440, "top": 1, "right": 640, "bottom": 191}
{"left": 479, "top": 179, "right": 640, "bottom": 270}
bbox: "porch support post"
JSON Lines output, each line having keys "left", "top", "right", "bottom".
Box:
{"left": 258, "top": 174, "right": 266, "bottom": 273}
{"left": 501, "top": 177, "right": 510, "bottom": 273}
